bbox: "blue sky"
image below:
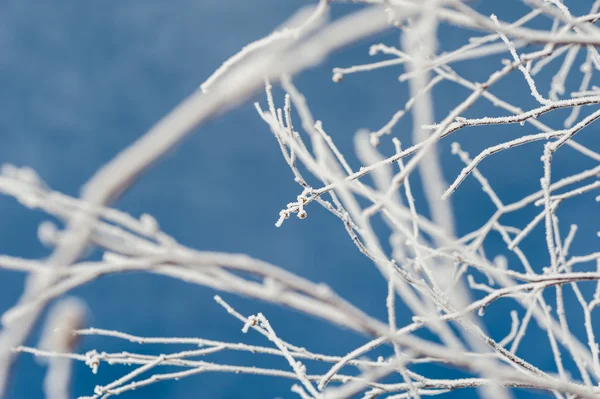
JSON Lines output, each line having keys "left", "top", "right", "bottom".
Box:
{"left": 0, "top": 1, "right": 598, "bottom": 398}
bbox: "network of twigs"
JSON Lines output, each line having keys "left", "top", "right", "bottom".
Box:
{"left": 1, "top": 1, "right": 600, "bottom": 398}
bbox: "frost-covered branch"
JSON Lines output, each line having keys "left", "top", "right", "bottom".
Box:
{"left": 2, "top": 1, "right": 600, "bottom": 398}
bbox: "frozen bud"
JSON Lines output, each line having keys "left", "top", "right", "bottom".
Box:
{"left": 139, "top": 213, "right": 159, "bottom": 235}
{"left": 242, "top": 315, "right": 258, "bottom": 333}
{"left": 38, "top": 221, "right": 59, "bottom": 247}
{"left": 85, "top": 350, "right": 100, "bottom": 374}
{"left": 315, "top": 283, "right": 333, "bottom": 297}
{"left": 275, "top": 210, "right": 289, "bottom": 228}
{"left": 581, "top": 63, "right": 591, "bottom": 73}
{"left": 369, "top": 133, "right": 380, "bottom": 148}
{"left": 493, "top": 255, "right": 508, "bottom": 270}
{"left": 451, "top": 142, "right": 461, "bottom": 154}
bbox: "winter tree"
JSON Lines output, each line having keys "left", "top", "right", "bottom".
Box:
{"left": 0, "top": 0, "right": 599, "bottom": 398}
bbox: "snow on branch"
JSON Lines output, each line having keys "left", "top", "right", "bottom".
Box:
{"left": 2, "top": 1, "right": 600, "bottom": 398}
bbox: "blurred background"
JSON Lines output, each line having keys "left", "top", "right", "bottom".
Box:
{"left": 0, "top": 0, "right": 598, "bottom": 397}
